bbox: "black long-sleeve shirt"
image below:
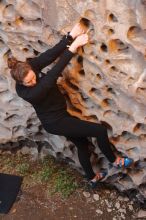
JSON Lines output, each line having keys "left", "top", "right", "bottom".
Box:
{"left": 16, "top": 35, "right": 74, "bottom": 125}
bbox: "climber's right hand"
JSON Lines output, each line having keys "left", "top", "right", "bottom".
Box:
{"left": 68, "top": 34, "right": 89, "bottom": 53}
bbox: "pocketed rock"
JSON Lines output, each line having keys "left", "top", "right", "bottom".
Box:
{"left": 0, "top": 0, "right": 145, "bottom": 202}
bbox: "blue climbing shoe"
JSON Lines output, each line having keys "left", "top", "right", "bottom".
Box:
{"left": 114, "top": 156, "right": 134, "bottom": 168}
{"left": 88, "top": 171, "right": 107, "bottom": 189}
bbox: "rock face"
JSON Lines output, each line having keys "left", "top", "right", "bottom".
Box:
{"left": 0, "top": 0, "right": 146, "bottom": 201}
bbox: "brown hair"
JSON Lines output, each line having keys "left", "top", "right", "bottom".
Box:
{"left": 7, "top": 57, "right": 32, "bottom": 84}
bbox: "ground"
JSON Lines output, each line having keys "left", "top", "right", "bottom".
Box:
{"left": 0, "top": 150, "right": 143, "bottom": 220}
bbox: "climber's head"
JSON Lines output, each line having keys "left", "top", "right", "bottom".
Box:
{"left": 7, "top": 57, "right": 36, "bottom": 87}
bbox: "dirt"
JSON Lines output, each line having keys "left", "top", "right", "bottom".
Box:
{"left": 0, "top": 152, "right": 142, "bottom": 220}
{"left": 0, "top": 182, "right": 140, "bottom": 220}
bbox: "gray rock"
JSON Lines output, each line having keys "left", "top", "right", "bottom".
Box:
{"left": 29, "top": 147, "right": 38, "bottom": 161}
{"left": 137, "top": 210, "right": 146, "bottom": 219}
{"left": 93, "top": 193, "right": 100, "bottom": 201}
{"left": 128, "top": 204, "right": 133, "bottom": 211}
{"left": 119, "top": 208, "right": 126, "bottom": 214}
{"left": 120, "top": 213, "right": 125, "bottom": 219}
{"left": 115, "top": 202, "right": 121, "bottom": 209}
{"left": 83, "top": 191, "right": 90, "bottom": 198}
{"left": 107, "top": 208, "right": 112, "bottom": 212}
{"left": 105, "top": 199, "right": 112, "bottom": 208}
{"left": 96, "top": 209, "right": 103, "bottom": 215}
{"left": 21, "top": 146, "right": 30, "bottom": 155}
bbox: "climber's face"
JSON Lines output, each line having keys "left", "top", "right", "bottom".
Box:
{"left": 23, "top": 70, "right": 37, "bottom": 87}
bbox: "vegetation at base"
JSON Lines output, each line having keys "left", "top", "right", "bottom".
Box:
{"left": 49, "top": 169, "right": 78, "bottom": 198}
{"left": 0, "top": 152, "right": 79, "bottom": 198}
{"left": 16, "top": 163, "right": 30, "bottom": 175}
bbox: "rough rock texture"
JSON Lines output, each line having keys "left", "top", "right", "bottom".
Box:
{"left": 0, "top": 0, "right": 146, "bottom": 201}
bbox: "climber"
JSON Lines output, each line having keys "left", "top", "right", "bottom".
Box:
{"left": 7, "top": 19, "right": 133, "bottom": 188}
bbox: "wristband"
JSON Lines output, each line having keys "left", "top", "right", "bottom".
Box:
{"left": 65, "top": 32, "right": 74, "bottom": 45}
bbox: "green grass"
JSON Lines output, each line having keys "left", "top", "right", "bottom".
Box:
{"left": 16, "top": 163, "right": 30, "bottom": 175}
{"left": 32, "top": 166, "right": 54, "bottom": 183}
{"left": 50, "top": 169, "right": 78, "bottom": 198}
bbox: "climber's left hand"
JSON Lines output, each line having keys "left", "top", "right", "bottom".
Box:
{"left": 69, "top": 23, "right": 85, "bottom": 39}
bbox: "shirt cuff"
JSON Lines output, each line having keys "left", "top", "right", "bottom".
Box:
{"left": 65, "top": 32, "right": 74, "bottom": 44}
{"left": 64, "top": 48, "right": 75, "bottom": 57}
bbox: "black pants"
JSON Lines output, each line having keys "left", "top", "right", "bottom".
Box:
{"left": 43, "top": 115, "right": 116, "bottom": 179}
